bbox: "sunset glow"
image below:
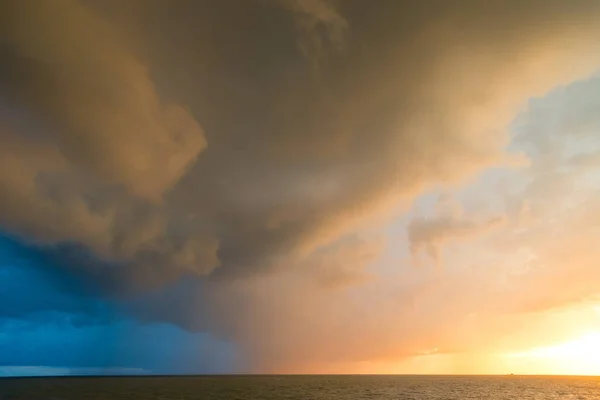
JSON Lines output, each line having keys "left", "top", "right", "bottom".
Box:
{"left": 504, "top": 333, "right": 600, "bottom": 376}
{"left": 1, "top": 0, "right": 600, "bottom": 378}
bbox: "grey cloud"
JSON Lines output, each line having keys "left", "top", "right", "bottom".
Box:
{"left": 275, "top": 0, "right": 348, "bottom": 68}
{"left": 510, "top": 74, "right": 600, "bottom": 221}
{"left": 567, "top": 151, "right": 600, "bottom": 168}
{"left": 408, "top": 211, "right": 505, "bottom": 266}
{"left": 483, "top": 73, "right": 600, "bottom": 315}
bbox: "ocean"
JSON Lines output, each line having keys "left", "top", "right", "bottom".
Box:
{"left": 1, "top": 375, "right": 599, "bottom": 399}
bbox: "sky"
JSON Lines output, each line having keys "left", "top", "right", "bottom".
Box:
{"left": 1, "top": 0, "right": 600, "bottom": 376}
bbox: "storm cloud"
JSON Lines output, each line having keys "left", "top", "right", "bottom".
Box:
{"left": 2, "top": 0, "right": 600, "bottom": 372}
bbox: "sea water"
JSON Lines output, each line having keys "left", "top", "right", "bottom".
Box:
{"left": 1, "top": 375, "right": 599, "bottom": 399}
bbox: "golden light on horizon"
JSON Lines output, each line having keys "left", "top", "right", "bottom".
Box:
{"left": 504, "top": 332, "right": 600, "bottom": 376}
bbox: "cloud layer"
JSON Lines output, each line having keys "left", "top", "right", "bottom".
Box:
{"left": 1, "top": 0, "right": 600, "bottom": 372}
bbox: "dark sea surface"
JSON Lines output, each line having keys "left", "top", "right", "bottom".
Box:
{"left": 1, "top": 375, "right": 599, "bottom": 399}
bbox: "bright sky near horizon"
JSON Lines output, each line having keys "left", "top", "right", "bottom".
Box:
{"left": 1, "top": 0, "right": 600, "bottom": 377}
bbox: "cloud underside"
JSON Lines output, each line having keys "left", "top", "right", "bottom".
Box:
{"left": 1, "top": 0, "right": 600, "bottom": 371}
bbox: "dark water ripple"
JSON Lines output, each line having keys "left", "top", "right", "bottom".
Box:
{"left": 1, "top": 375, "right": 599, "bottom": 399}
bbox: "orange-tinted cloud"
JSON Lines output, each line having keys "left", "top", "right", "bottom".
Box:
{"left": 1, "top": 0, "right": 207, "bottom": 199}
{"left": 1, "top": 0, "right": 600, "bottom": 371}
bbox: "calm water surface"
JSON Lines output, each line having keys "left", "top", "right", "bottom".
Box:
{"left": 1, "top": 375, "right": 599, "bottom": 399}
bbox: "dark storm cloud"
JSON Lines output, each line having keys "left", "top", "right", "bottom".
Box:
{"left": 0, "top": 233, "right": 121, "bottom": 323}
{"left": 2, "top": 0, "right": 600, "bottom": 370}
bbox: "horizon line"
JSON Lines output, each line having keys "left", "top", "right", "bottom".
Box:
{"left": 2, "top": 373, "right": 600, "bottom": 379}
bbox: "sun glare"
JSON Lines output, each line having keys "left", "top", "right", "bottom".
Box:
{"left": 507, "top": 332, "right": 600, "bottom": 375}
